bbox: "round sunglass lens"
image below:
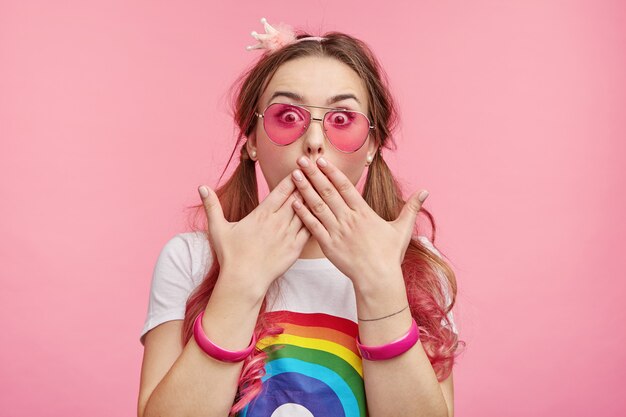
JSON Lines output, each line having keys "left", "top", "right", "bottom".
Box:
{"left": 263, "top": 103, "right": 309, "bottom": 146}
{"left": 324, "top": 111, "right": 370, "bottom": 152}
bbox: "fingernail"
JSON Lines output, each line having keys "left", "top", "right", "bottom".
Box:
{"left": 418, "top": 190, "right": 429, "bottom": 203}
{"left": 293, "top": 199, "right": 302, "bottom": 209}
{"left": 199, "top": 186, "right": 208, "bottom": 198}
{"left": 298, "top": 156, "right": 309, "bottom": 167}
{"left": 317, "top": 157, "right": 327, "bottom": 167}
{"left": 293, "top": 170, "right": 304, "bottom": 181}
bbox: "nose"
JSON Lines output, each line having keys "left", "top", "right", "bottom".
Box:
{"left": 302, "top": 115, "right": 326, "bottom": 157}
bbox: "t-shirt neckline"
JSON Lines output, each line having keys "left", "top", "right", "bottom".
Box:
{"left": 290, "top": 257, "right": 336, "bottom": 271}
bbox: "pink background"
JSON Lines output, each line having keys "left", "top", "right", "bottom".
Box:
{"left": 1, "top": 1, "right": 625, "bottom": 416}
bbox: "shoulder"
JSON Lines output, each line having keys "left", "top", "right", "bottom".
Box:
{"left": 156, "top": 231, "right": 213, "bottom": 286}
{"left": 165, "top": 230, "right": 209, "bottom": 252}
{"left": 139, "top": 231, "right": 213, "bottom": 345}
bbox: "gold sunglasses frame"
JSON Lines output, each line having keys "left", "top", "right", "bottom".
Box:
{"left": 254, "top": 102, "right": 375, "bottom": 153}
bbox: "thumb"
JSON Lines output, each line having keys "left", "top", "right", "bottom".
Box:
{"left": 198, "top": 185, "right": 226, "bottom": 235}
{"left": 395, "top": 189, "right": 429, "bottom": 234}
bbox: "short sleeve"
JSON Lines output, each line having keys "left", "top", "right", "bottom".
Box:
{"left": 139, "top": 233, "right": 203, "bottom": 345}
{"left": 417, "top": 236, "right": 458, "bottom": 334}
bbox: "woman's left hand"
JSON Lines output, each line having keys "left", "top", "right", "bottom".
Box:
{"left": 290, "top": 155, "right": 429, "bottom": 291}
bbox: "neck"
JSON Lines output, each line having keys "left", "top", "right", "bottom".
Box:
{"left": 298, "top": 236, "right": 326, "bottom": 259}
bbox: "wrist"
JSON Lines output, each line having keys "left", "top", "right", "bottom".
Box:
{"left": 357, "top": 317, "right": 420, "bottom": 361}
{"left": 215, "top": 268, "right": 268, "bottom": 309}
{"left": 353, "top": 265, "right": 405, "bottom": 302}
{"left": 356, "top": 307, "right": 414, "bottom": 347}
{"left": 353, "top": 266, "right": 410, "bottom": 339}
{"left": 194, "top": 310, "right": 257, "bottom": 362}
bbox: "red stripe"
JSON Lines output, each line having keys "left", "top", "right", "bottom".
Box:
{"left": 264, "top": 310, "right": 358, "bottom": 337}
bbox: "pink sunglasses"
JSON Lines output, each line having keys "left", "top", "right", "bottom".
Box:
{"left": 255, "top": 102, "right": 375, "bottom": 153}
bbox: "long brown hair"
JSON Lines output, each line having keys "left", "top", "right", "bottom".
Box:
{"left": 183, "top": 30, "right": 465, "bottom": 415}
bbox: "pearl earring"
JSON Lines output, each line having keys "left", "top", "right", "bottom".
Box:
{"left": 250, "top": 150, "right": 257, "bottom": 159}
{"left": 366, "top": 154, "right": 373, "bottom": 164}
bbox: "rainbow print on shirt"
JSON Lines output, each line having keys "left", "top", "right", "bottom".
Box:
{"left": 240, "top": 310, "right": 366, "bottom": 417}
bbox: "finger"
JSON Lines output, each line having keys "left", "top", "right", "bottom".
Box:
{"left": 261, "top": 173, "right": 297, "bottom": 213}
{"left": 292, "top": 194, "right": 331, "bottom": 245}
{"left": 198, "top": 185, "right": 226, "bottom": 235}
{"left": 277, "top": 194, "right": 309, "bottom": 244}
{"left": 288, "top": 205, "right": 304, "bottom": 233}
{"left": 395, "top": 189, "right": 429, "bottom": 235}
{"left": 292, "top": 168, "right": 338, "bottom": 230}
{"left": 314, "top": 157, "right": 365, "bottom": 211}
{"left": 294, "top": 224, "right": 312, "bottom": 249}
{"left": 296, "top": 157, "right": 348, "bottom": 219}
{"left": 276, "top": 190, "right": 301, "bottom": 220}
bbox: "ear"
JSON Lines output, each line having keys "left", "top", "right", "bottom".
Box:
{"left": 246, "top": 131, "right": 258, "bottom": 160}
{"left": 365, "top": 138, "right": 378, "bottom": 165}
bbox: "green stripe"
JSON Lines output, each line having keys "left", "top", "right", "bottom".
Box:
{"left": 263, "top": 344, "right": 366, "bottom": 417}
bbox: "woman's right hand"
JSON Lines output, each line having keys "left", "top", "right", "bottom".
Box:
{"left": 198, "top": 174, "right": 311, "bottom": 299}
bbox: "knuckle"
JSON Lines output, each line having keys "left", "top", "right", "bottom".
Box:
{"left": 311, "top": 200, "right": 326, "bottom": 215}
{"left": 344, "top": 214, "right": 357, "bottom": 230}
{"left": 296, "top": 180, "right": 310, "bottom": 192}
{"left": 337, "top": 181, "right": 352, "bottom": 194}
{"left": 308, "top": 220, "right": 322, "bottom": 233}
{"left": 319, "top": 185, "right": 335, "bottom": 199}
{"left": 278, "top": 181, "right": 293, "bottom": 196}
{"left": 256, "top": 207, "right": 270, "bottom": 222}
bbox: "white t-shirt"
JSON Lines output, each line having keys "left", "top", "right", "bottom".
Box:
{"left": 139, "top": 232, "right": 457, "bottom": 417}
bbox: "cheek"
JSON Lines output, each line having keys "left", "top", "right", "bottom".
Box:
{"left": 257, "top": 130, "right": 280, "bottom": 164}
{"left": 256, "top": 143, "right": 297, "bottom": 190}
{"left": 334, "top": 158, "right": 367, "bottom": 185}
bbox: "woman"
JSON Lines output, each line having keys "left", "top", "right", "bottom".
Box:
{"left": 138, "top": 18, "right": 464, "bottom": 417}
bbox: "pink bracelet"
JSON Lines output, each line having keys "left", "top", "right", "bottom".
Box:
{"left": 356, "top": 318, "right": 420, "bottom": 361}
{"left": 193, "top": 311, "right": 257, "bottom": 362}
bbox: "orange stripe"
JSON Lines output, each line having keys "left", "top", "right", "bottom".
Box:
{"left": 278, "top": 322, "right": 360, "bottom": 356}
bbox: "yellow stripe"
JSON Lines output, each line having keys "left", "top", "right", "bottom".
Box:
{"left": 258, "top": 333, "right": 363, "bottom": 377}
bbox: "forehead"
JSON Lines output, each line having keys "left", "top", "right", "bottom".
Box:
{"left": 261, "top": 56, "right": 369, "bottom": 111}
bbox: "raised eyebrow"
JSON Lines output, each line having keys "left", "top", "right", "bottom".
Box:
{"left": 268, "top": 91, "right": 362, "bottom": 107}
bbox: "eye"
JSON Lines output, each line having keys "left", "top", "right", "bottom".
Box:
{"left": 276, "top": 106, "right": 307, "bottom": 125}
{"left": 328, "top": 111, "right": 356, "bottom": 127}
